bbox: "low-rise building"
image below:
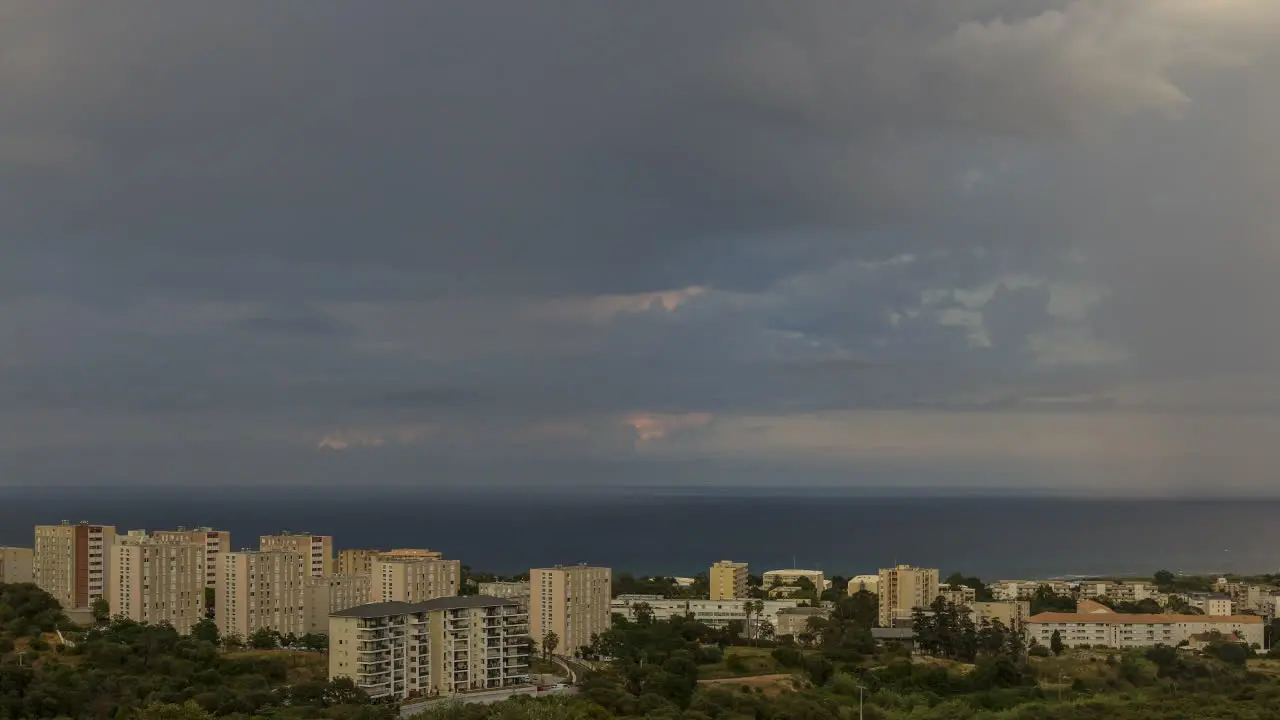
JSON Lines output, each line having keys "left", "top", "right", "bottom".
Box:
{"left": 847, "top": 574, "right": 879, "bottom": 595}
{"left": 1026, "top": 606, "right": 1263, "bottom": 649}
{"left": 1178, "top": 592, "right": 1234, "bottom": 617}
{"left": 0, "top": 547, "right": 33, "bottom": 583}
{"left": 304, "top": 574, "right": 374, "bottom": 635}
{"left": 775, "top": 607, "right": 830, "bottom": 640}
{"left": 328, "top": 596, "right": 529, "bottom": 700}
{"left": 762, "top": 569, "right": 824, "bottom": 598}
{"left": 992, "top": 580, "right": 1075, "bottom": 601}
{"left": 610, "top": 597, "right": 802, "bottom": 636}
{"left": 969, "top": 601, "right": 1031, "bottom": 630}
{"left": 938, "top": 586, "right": 977, "bottom": 606}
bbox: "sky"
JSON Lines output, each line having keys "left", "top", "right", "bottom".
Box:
{"left": 3, "top": 1, "right": 1280, "bottom": 494}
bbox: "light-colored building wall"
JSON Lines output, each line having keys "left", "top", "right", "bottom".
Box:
{"left": 0, "top": 547, "right": 34, "bottom": 583}
{"left": 610, "top": 597, "right": 802, "bottom": 633}
{"left": 338, "top": 549, "right": 380, "bottom": 577}
{"left": 970, "top": 601, "right": 1031, "bottom": 630}
{"left": 260, "top": 533, "right": 334, "bottom": 578}
{"left": 531, "top": 565, "right": 610, "bottom": 656}
{"left": 993, "top": 580, "right": 1075, "bottom": 601}
{"left": 152, "top": 528, "right": 231, "bottom": 588}
{"left": 774, "top": 607, "right": 830, "bottom": 639}
{"left": 110, "top": 534, "right": 206, "bottom": 633}
{"left": 304, "top": 574, "right": 372, "bottom": 635}
{"left": 847, "top": 575, "right": 879, "bottom": 595}
{"left": 478, "top": 582, "right": 530, "bottom": 612}
{"left": 709, "top": 561, "right": 748, "bottom": 601}
{"left": 216, "top": 550, "right": 308, "bottom": 639}
{"left": 375, "top": 558, "right": 460, "bottom": 603}
{"left": 938, "top": 586, "right": 977, "bottom": 606}
{"left": 34, "top": 522, "right": 117, "bottom": 611}
{"left": 762, "top": 569, "right": 825, "bottom": 598}
{"left": 878, "top": 565, "right": 940, "bottom": 628}
{"left": 1027, "top": 612, "right": 1264, "bottom": 649}
{"left": 329, "top": 596, "right": 529, "bottom": 700}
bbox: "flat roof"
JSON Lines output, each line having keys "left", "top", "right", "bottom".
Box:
{"left": 331, "top": 595, "right": 519, "bottom": 618}
{"left": 1028, "top": 612, "right": 1261, "bottom": 625}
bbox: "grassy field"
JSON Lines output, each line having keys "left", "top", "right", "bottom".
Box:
{"left": 699, "top": 646, "right": 782, "bottom": 680}
{"left": 1249, "top": 658, "right": 1280, "bottom": 677}
{"left": 225, "top": 650, "right": 329, "bottom": 684}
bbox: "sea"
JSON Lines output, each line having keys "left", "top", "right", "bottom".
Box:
{"left": 1, "top": 485, "right": 1276, "bottom": 580}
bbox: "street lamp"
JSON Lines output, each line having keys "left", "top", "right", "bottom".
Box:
{"left": 856, "top": 684, "right": 866, "bottom": 720}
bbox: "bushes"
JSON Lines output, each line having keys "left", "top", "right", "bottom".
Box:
{"left": 1028, "top": 645, "right": 1050, "bottom": 658}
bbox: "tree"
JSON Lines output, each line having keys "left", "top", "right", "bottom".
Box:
{"left": 542, "top": 630, "right": 559, "bottom": 659}
{"left": 203, "top": 588, "right": 214, "bottom": 618}
{"left": 1154, "top": 570, "right": 1175, "bottom": 587}
{"left": 249, "top": 627, "right": 277, "bottom": 650}
{"left": 1050, "top": 629, "right": 1065, "bottom": 656}
{"left": 632, "top": 602, "right": 654, "bottom": 625}
{"left": 189, "top": 618, "right": 219, "bottom": 645}
{"left": 131, "top": 700, "right": 215, "bottom": 720}
{"left": 90, "top": 598, "right": 111, "bottom": 625}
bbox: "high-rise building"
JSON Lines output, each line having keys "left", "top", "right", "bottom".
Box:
{"left": 216, "top": 550, "right": 308, "bottom": 639}
{"left": 304, "top": 574, "right": 373, "bottom": 635}
{"left": 878, "top": 565, "right": 940, "bottom": 628}
{"left": 374, "top": 557, "right": 460, "bottom": 603}
{"left": 34, "top": 522, "right": 117, "bottom": 612}
{"left": 328, "top": 596, "right": 529, "bottom": 700}
{"left": 260, "top": 532, "right": 333, "bottom": 578}
{"left": 152, "top": 528, "right": 231, "bottom": 588}
{"left": 530, "top": 565, "right": 610, "bottom": 656}
{"left": 338, "top": 548, "right": 443, "bottom": 576}
{"left": 0, "top": 547, "right": 33, "bottom": 583}
{"left": 110, "top": 533, "right": 206, "bottom": 633}
{"left": 709, "top": 561, "right": 749, "bottom": 600}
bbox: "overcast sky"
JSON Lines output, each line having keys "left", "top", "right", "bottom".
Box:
{"left": 3, "top": 1, "right": 1280, "bottom": 494}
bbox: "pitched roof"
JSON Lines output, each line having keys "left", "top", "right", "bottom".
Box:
{"left": 1028, "top": 612, "right": 1261, "bottom": 625}
{"left": 1075, "top": 599, "right": 1115, "bottom": 614}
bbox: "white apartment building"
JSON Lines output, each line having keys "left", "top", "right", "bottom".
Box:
{"left": 610, "top": 596, "right": 802, "bottom": 634}
{"left": 709, "top": 561, "right": 748, "bottom": 601}
{"left": 216, "top": 550, "right": 308, "bottom": 639}
{"left": 304, "top": 574, "right": 373, "bottom": 635}
{"left": 110, "top": 533, "right": 206, "bottom": 633}
{"left": 992, "top": 580, "right": 1075, "bottom": 601}
{"left": 260, "top": 532, "right": 334, "bottom": 578}
{"left": 328, "top": 596, "right": 529, "bottom": 700}
{"left": 0, "top": 547, "right": 33, "bottom": 583}
{"left": 762, "top": 569, "right": 825, "bottom": 598}
{"left": 478, "top": 582, "right": 530, "bottom": 612}
{"left": 152, "top": 528, "right": 231, "bottom": 588}
{"left": 1027, "top": 608, "right": 1263, "bottom": 649}
{"left": 375, "top": 557, "right": 460, "bottom": 603}
{"left": 34, "top": 522, "right": 117, "bottom": 612}
{"left": 531, "top": 565, "right": 610, "bottom": 656}
{"left": 879, "top": 565, "right": 939, "bottom": 628}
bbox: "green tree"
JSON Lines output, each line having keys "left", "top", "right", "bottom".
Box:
{"left": 189, "top": 618, "right": 219, "bottom": 645}
{"left": 542, "top": 630, "right": 559, "bottom": 659}
{"left": 1154, "top": 570, "right": 1175, "bottom": 587}
{"left": 90, "top": 598, "right": 111, "bottom": 625}
{"left": 249, "top": 627, "right": 277, "bottom": 650}
{"left": 202, "top": 588, "right": 214, "bottom": 618}
{"left": 130, "top": 700, "right": 214, "bottom": 720}
{"left": 1050, "top": 629, "right": 1065, "bottom": 656}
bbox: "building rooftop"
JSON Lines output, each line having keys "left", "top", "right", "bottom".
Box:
{"left": 1028, "top": 612, "right": 1261, "bottom": 625}
{"left": 871, "top": 628, "right": 915, "bottom": 639}
{"left": 330, "top": 595, "right": 518, "bottom": 618}
{"left": 777, "top": 607, "right": 827, "bottom": 616}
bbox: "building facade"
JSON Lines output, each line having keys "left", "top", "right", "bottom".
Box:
{"left": 531, "top": 565, "right": 610, "bottom": 655}
{"left": 304, "top": 574, "right": 374, "bottom": 635}
{"left": 34, "top": 522, "right": 117, "bottom": 611}
{"left": 938, "top": 586, "right": 977, "bottom": 606}
{"left": 970, "top": 601, "right": 1031, "bottom": 630}
{"left": 709, "top": 561, "right": 748, "bottom": 601}
{"left": 774, "top": 607, "right": 830, "bottom": 640}
{"left": 152, "top": 528, "right": 231, "bottom": 588}
{"left": 478, "top": 582, "right": 530, "bottom": 612}
{"left": 762, "top": 569, "right": 825, "bottom": 598}
{"left": 0, "top": 547, "right": 33, "bottom": 583}
{"left": 110, "top": 534, "right": 206, "bottom": 633}
{"left": 375, "top": 558, "right": 460, "bottom": 603}
{"left": 216, "top": 550, "right": 308, "bottom": 639}
{"left": 259, "top": 533, "right": 333, "bottom": 578}
{"left": 328, "top": 596, "right": 529, "bottom": 700}
{"left": 847, "top": 574, "right": 880, "bottom": 595}
{"left": 1027, "top": 610, "right": 1263, "bottom": 649}
{"left": 610, "top": 596, "right": 802, "bottom": 634}
{"left": 878, "top": 565, "right": 940, "bottom": 628}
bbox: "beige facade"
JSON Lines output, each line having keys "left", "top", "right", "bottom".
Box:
{"left": 774, "top": 607, "right": 829, "bottom": 639}
{"left": 709, "top": 561, "right": 748, "bottom": 601}
{"left": 970, "top": 601, "right": 1031, "bottom": 630}
{"left": 152, "top": 528, "right": 231, "bottom": 588}
{"left": 611, "top": 596, "right": 801, "bottom": 634}
{"left": 878, "top": 565, "right": 939, "bottom": 628}
{"left": 260, "top": 533, "right": 334, "bottom": 577}
{"left": 304, "top": 574, "right": 373, "bottom": 635}
{"left": 531, "top": 565, "right": 610, "bottom": 655}
{"left": 938, "top": 586, "right": 977, "bottom": 606}
{"left": 1027, "top": 609, "right": 1264, "bottom": 649}
{"left": 847, "top": 574, "right": 880, "bottom": 595}
{"left": 338, "top": 548, "right": 443, "bottom": 577}
{"left": 216, "top": 550, "right": 308, "bottom": 639}
{"left": 110, "top": 534, "right": 206, "bottom": 633}
{"left": 375, "top": 558, "right": 460, "bottom": 603}
{"left": 478, "top": 582, "right": 530, "bottom": 612}
{"left": 328, "top": 596, "right": 529, "bottom": 700}
{"left": 34, "top": 522, "right": 117, "bottom": 611}
{"left": 0, "top": 547, "right": 33, "bottom": 583}
{"left": 762, "top": 569, "right": 825, "bottom": 598}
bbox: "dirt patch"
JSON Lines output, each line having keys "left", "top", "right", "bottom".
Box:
{"left": 698, "top": 673, "right": 799, "bottom": 696}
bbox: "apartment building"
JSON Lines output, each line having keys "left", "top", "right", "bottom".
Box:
{"left": 478, "top": 582, "right": 530, "bottom": 612}
{"left": 152, "top": 527, "right": 231, "bottom": 588}
{"left": 970, "top": 601, "right": 1031, "bottom": 630}
{"left": 304, "top": 574, "right": 373, "bottom": 635}
{"left": 0, "top": 547, "right": 33, "bottom": 583}
{"left": 531, "top": 565, "right": 610, "bottom": 655}
{"left": 1179, "top": 592, "right": 1234, "bottom": 617}
{"left": 260, "top": 532, "right": 334, "bottom": 578}
{"left": 375, "top": 557, "right": 460, "bottom": 603}
{"left": 709, "top": 561, "right": 748, "bottom": 601}
{"left": 611, "top": 596, "right": 802, "bottom": 633}
{"left": 762, "top": 569, "right": 825, "bottom": 598}
{"left": 328, "top": 596, "right": 529, "bottom": 700}
{"left": 338, "top": 548, "right": 443, "bottom": 576}
{"left": 216, "top": 550, "right": 308, "bottom": 639}
{"left": 34, "top": 522, "right": 117, "bottom": 611}
{"left": 938, "top": 586, "right": 977, "bottom": 606}
{"left": 847, "top": 574, "right": 880, "bottom": 595}
{"left": 1027, "top": 607, "right": 1263, "bottom": 649}
{"left": 992, "top": 580, "right": 1075, "bottom": 601}
{"left": 775, "top": 607, "right": 830, "bottom": 640}
{"left": 878, "top": 565, "right": 940, "bottom": 628}
{"left": 110, "top": 533, "right": 206, "bottom": 633}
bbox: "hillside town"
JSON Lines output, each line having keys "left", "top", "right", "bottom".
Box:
{"left": 2, "top": 521, "right": 1279, "bottom": 712}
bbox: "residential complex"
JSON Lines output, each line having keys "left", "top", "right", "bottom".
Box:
{"left": 709, "top": 560, "right": 748, "bottom": 601}
{"left": 938, "top": 585, "right": 977, "bottom": 606}
{"left": 152, "top": 527, "right": 231, "bottom": 588}
{"left": 375, "top": 557, "right": 460, "bottom": 603}
{"left": 0, "top": 547, "right": 33, "bottom": 583}
{"left": 847, "top": 574, "right": 879, "bottom": 595}
{"left": 1027, "top": 604, "right": 1264, "bottom": 649}
{"left": 775, "top": 606, "right": 830, "bottom": 639}
{"left": 110, "top": 532, "right": 206, "bottom": 633}
{"left": 34, "top": 522, "right": 117, "bottom": 612}
{"left": 477, "top": 582, "right": 531, "bottom": 611}
{"left": 531, "top": 565, "right": 610, "bottom": 655}
{"left": 762, "top": 569, "right": 825, "bottom": 597}
{"left": 970, "top": 601, "right": 1031, "bottom": 630}
{"left": 304, "top": 574, "right": 373, "bottom": 635}
{"left": 216, "top": 550, "right": 308, "bottom": 639}
{"left": 260, "top": 532, "right": 334, "bottom": 577}
{"left": 328, "top": 596, "right": 529, "bottom": 700}
{"left": 878, "top": 565, "right": 939, "bottom": 628}
{"left": 611, "top": 596, "right": 802, "bottom": 633}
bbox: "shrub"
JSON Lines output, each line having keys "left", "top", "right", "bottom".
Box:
{"left": 1028, "top": 645, "right": 1050, "bottom": 658}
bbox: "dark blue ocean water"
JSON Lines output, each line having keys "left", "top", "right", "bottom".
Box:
{"left": 1, "top": 486, "right": 1276, "bottom": 580}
